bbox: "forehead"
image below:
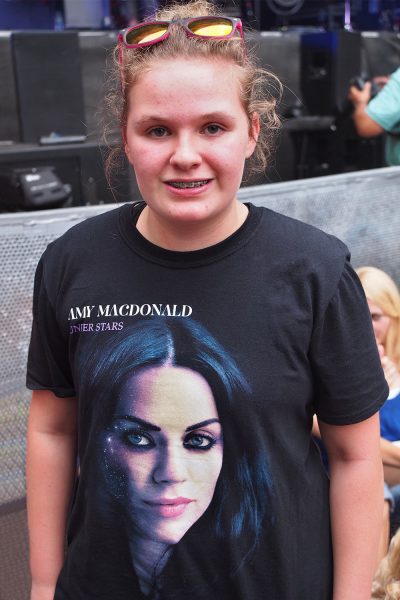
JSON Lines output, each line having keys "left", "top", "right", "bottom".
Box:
{"left": 127, "top": 57, "right": 245, "bottom": 119}
{"left": 117, "top": 365, "right": 218, "bottom": 428}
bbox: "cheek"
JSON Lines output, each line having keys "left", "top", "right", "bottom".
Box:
{"left": 189, "top": 448, "right": 223, "bottom": 493}
{"left": 126, "top": 140, "right": 166, "bottom": 174}
{"left": 381, "top": 318, "right": 391, "bottom": 341}
{"left": 372, "top": 321, "right": 380, "bottom": 337}
{"left": 102, "top": 435, "right": 153, "bottom": 497}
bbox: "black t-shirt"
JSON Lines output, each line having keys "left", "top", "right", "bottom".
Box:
{"left": 27, "top": 202, "right": 388, "bottom": 600}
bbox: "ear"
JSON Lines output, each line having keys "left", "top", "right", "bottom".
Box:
{"left": 245, "top": 112, "right": 260, "bottom": 159}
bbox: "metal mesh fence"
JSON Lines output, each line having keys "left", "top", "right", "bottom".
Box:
{"left": 0, "top": 502, "right": 30, "bottom": 600}
{"left": 0, "top": 205, "right": 118, "bottom": 507}
{"left": 0, "top": 165, "right": 399, "bottom": 600}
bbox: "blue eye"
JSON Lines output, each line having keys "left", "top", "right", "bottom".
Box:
{"left": 184, "top": 433, "right": 216, "bottom": 451}
{"left": 124, "top": 431, "right": 154, "bottom": 449}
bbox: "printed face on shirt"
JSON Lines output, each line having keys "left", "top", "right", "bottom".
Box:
{"left": 103, "top": 365, "right": 223, "bottom": 546}
{"left": 124, "top": 57, "right": 258, "bottom": 235}
{"left": 367, "top": 300, "right": 391, "bottom": 346}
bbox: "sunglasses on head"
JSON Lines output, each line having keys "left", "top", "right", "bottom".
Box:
{"left": 118, "top": 16, "right": 245, "bottom": 59}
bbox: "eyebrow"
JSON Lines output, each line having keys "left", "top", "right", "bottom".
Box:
{"left": 113, "top": 416, "right": 220, "bottom": 432}
{"left": 114, "top": 415, "right": 161, "bottom": 431}
{"left": 135, "top": 112, "right": 235, "bottom": 126}
{"left": 185, "top": 418, "right": 221, "bottom": 432}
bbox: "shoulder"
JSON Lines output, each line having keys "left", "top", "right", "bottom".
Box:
{"left": 35, "top": 203, "right": 133, "bottom": 298}
{"left": 390, "top": 67, "right": 400, "bottom": 83}
{"left": 41, "top": 203, "right": 129, "bottom": 265}
{"left": 253, "top": 204, "right": 349, "bottom": 262}
{"left": 249, "top": 204, "right": 351, "bottom": 313}
{"left": 51, "top": 204, "right": 125, "bottom": 248}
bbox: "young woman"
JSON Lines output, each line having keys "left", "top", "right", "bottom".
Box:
{"left": 26, "top": 1, "right": 387, "bottom": 599}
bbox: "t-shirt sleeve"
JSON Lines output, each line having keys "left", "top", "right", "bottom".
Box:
{"left": 366, "top": 68, "right": 400, "bottom": 132}
{"left": 26, "top": 254, "right": 76, "bottom": 398}
{"left": 309, "top": 259, "right": 388, "bottom": 425}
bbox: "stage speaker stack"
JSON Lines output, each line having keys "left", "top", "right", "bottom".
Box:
{"left": 11, "top": 31, "right": 86, "bottom": 143}
{"left": 361, "top": 32, "right": 400, "bottom": 78}
{"left": 78, "top": 31, "right": 118, "bottom": 140}
{"left": 0, "top": 33, "right": 19, "bottom": 142}
{"left": 297, "top": 30, "right": 384, "bottom": 175}
{"left": 300, "top": 31, "right": 362, "bottom": 116}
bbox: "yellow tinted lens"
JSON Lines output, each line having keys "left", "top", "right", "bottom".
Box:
{"left": 188, "top": 18, "right": 233, "bottom": 37}
{"left": 126, "top": 23, "right": 168, "bottom": 45}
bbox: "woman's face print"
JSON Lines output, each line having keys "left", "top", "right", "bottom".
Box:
{"left": 103, "top": 365, "right": 223, "bottom": 546}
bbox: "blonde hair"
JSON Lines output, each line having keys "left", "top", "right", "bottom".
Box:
{"left": 103, "top": 0, "right": 282, "bottom": 183}
{"left": 356, "top": 266, "right": 400, "bottom": 369}
{"left": 372, "top": 527, "right": 400, "bottom": 599}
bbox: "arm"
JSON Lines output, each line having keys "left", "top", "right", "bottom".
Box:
{"left": 319, "top": 413, "right": 383, "bottom": 600}
{"left": 26, "top": 390, "right": 78, "bottom": 600}
{"left": 348, "top": 82, "right": 385, "bottom": 138}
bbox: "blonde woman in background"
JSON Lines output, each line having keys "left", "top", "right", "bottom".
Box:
{"left": 357, "top": 267, "right": 400, "bottom": 463}
{"left": 357, "top": 267, "right": 400, "bottom": 388}
{"left": 356, "top": 267, "right": 400, "bottom": 599}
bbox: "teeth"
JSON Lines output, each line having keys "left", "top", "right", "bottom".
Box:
{"left": 169, "top": 180, "right": 209, "bottom": 189}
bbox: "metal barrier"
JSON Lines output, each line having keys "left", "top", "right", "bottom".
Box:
{"left": 1, "top": 165, "right": 399, "bottom": 598}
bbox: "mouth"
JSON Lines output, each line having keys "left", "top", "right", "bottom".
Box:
{"left": 146, "top": 497, "right": 193, "bottom": 506}
{"left": 166, "top": 180, "right": 210, "bottom": 189}
{"left": 144, "top": 497, "right": 194, "bottom": 518}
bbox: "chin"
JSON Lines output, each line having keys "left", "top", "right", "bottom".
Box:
{"left": 166, "top": 201, "right": 230, "bottom": 222}
{"left": 154, "top": 521, "right": 196, "bottom": 546}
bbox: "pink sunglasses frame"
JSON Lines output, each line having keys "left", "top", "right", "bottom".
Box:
{"left": 118, "top": 16, "right": 246, "bottom": 66}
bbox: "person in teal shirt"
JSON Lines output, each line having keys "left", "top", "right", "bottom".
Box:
{"left": 349, "top": 67, "right": 400, "bottom": 166}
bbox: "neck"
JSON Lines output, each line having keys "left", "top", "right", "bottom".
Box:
{"left": 136, "top": 201, "right": 248, "bottom": 251}
{"left": 129, "top": 535, "right": 171, "bottom": 597}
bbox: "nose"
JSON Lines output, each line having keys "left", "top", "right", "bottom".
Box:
{"left": 152, "top": 443, "right": 188, "bottom": 484}
{"left": 169, "top": 133, "right": 201, "bottom": 170}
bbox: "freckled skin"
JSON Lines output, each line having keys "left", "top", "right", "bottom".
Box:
{"left": 124, "top": 57, "right": 259, "bottom": 246}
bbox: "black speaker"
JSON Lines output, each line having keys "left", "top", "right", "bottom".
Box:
{"left": 78, "top": 31, "right": 118, "bottom": 140}
{"left": 361, "top": 32, "right": 400, "bottom": 78}
{"left": 300, "top": 31, "right": 362, "bottom": 116}
{"left": 0, "top": 142, "right": 139, "bottom": 212}
{"left": 0, "top": 33, "right": 19, "bottom": 142}
{"left": 248, "top": 31, "right": 301, "bottom": 112}
{"left": 11, "top": 31, "right": 86, "bottom": 143}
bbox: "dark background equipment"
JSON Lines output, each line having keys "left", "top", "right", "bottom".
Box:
{"left": 11, "top": 32, "right": 86, "bottom": 143}
{"left": 0, "top": 1, "right": 399, "bottom": 210}
{"left": 0, "top": 142, "right": 136, "bottom": 212}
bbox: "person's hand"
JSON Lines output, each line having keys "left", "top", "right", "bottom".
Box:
{"left": 30, "top": 581, "right": 56, "bottom": 600}
{"left": 348, "top": 81, "right": 372, "bottom": 107}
